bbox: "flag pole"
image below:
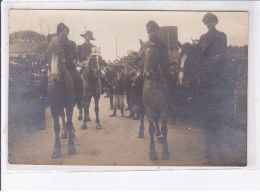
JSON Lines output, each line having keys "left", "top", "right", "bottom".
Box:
{"left": 115, "top": 36, "right": 118, "bottom": 60}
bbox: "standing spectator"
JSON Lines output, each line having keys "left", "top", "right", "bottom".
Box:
{"left": 122, "top": 65, "right": 132, "bottom": 110}
{"left": 20, "top": 70, "right": 35, "bottom": 130}
{"left": 106, "top": 66, "right": 116, "bottom": 110}
{"left": 110, "top": 69, "right": 125, "bottom": 117}
{"left": 127, "top": 71, "right": 137, "bottom": 118}
{"left": 31, "top": 70, "right": 48, "bottom": 130}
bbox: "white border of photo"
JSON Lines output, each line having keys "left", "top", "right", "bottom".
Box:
{"left": 1, "top": 0, "right": 260, "bottom": 190}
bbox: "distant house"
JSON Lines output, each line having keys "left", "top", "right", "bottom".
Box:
{"left": 9, "top": 30, "right": 47, "bottom": 57}
{"left": 9, "top": 42, "right": 39, "bottom": 57}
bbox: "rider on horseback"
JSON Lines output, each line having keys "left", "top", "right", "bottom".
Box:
{"left": 77, "top": 30, "right": 96, "bottom": 65}
{"left": 132, "top": 21, "right": 172, "bottom": 116}
{"left": 56, "top": 23, "right": 83, "bottom": 110}
{"left": 145, "top": 20, "right": 172, "bottom": 80}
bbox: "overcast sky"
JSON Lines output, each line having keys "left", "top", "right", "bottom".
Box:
{"left": 10, "top": 10, "right": 248, "bottom": 61}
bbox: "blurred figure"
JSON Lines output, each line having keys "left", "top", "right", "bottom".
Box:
{"left": 110, "top": 69, "right": 125, "bottom": 117}
{"left": 31, "top": 70, "right": 48, "bottom": 130}
{"left": 122, "top": 65, "right": 132, "bottom": 110}
{"left": 198, "top": 13, "right": 232, "bottom": 164}
{"left": 105, "top": 66, "right": 116, "bottom": 110}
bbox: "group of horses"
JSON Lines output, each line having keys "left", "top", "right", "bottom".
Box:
{"left": 47, "top": 35, "right": 200, "bottom": 161}
{"left": 47, "top": 36, "right": 103, "bottom": 159}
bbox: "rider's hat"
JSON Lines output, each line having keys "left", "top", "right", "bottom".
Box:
{"left": 57, "top": 23, "right": 69, "bottom": 35}
{"left": 202, "top": 13, "right": 218, "bottom": 25}
{"left": 81, "top": 30, "right": 95, "bottom": 40}
{"left": 146, "top": 20, "right": 160, "bottom": 33}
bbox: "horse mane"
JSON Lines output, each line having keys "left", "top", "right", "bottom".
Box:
{"left": 82, "top": 54, "right": 102, "bottom": 82}
{"left": 138, "top": 41, "right": 155, "bottom": 55}
{"left": 180, "top": 42, "right": 203, "bottom": 82}
{"left": 48, "top": 35, "right": 61, "bottom": 56}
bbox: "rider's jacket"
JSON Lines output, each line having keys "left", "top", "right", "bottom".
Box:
{"left": 77, "top": 42, "right": 96, "bottom": 63}
{"left": 199, "top": 27, "right": 227, "bottom": 61}
{"left": 199, "top": 27, "right": 228, "bottom": 89}
{"left": 61, "top": 37, "right": 77, "bottom": 69}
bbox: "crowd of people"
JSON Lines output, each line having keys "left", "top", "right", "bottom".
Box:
{"left": 9, "top": 54, "right": 48, "bottom": 130}
{"left": 102, "top": 45, "right": 247, "bottom": 128}
{"left": 9, "top": 14, "right": 247, "bottom": 141}
{"left": 8, "top": 44, "right": 247, "bottom": 133}
{"left": 103, "top": 52, "right": 177, "bottom": 124}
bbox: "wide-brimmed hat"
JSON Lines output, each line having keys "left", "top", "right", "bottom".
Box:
{"left": 80, "top": 30, "right": 95, "bottom": 40}
{"left": 202, "top": 13, "right": 218, "bottom": 25}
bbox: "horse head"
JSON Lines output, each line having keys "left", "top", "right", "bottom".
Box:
{"left": 87, "top": 54, "right": 102, "bottom": 79}
{"left": 48, "top": 35, "right": 66, "bottom": 81}
{"left": 140, "top": 42, "right": 159, "bottom": 80}
{"left": 178, "top": 42, "right": 203, "bottom": 87}
{"left": 47, "top": 33, "right": 56, "bottom": 44}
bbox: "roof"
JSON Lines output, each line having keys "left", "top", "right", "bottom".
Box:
{"left": 9, "top": 42, "right": 44, "bottom": 54}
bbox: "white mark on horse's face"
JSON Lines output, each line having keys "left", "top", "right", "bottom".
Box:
{"left": 180, "top": 53, "right": 187, "bottom": 69}
{"left": 179, "top": 53, "right": 187, "bottom": 85}
{"left": 51, "top": 54, "right": 58, "bottom": 75}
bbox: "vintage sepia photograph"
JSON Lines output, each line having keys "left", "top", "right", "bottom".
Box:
{"left": 8, "top": 10, "right": 248, "bottom": 166}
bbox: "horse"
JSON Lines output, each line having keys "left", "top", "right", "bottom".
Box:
{"left": 47, "top": 35, "right": 76, "bottom": 158}
{"left": 137, "top": 41, "right": 170, "bottom": 161}
{"left": 47, "top": 34, "right": 68, "bottom": 139}
{"left": 177, "top": 42, "right": 204, "bottom": 121}
{"left": 178, "top": 42, "right": 203, "bottom": 93}
{"left": 78, "top": 50, "right": 103, "bottom": 130}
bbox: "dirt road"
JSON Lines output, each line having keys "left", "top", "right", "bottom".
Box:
{"left": 8, "top": 95, "right": 246, "bottom": 166}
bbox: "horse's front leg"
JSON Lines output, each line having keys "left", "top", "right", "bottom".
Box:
{"left": 146, "top": 108, "right": 158, "bottom": 161}
{"left": 50, "top": 106, "right": 61, "bottom": 159}
{"left": 85, "top": 98, "right": 91, "bottom": 122}
{"left": 161, "top": 109, "right": 170, "bottom": 160}
{"left": 60, "top": 108, "right": 68, "bottom": 139}
{"left": 81, "top": 96, "right": 90, "bottom": 130}
{"left": 66, "top": 105, "right": 76, "bottom": 155}
{"left": 94, "top": 95, "right": 102, "bottom": 130}
{"left": 138, "top": 114, "right": 145, "bottom": 138}
{"left": 81, "top": 106, "right": 88, "bottom": 130}
{"left": 154, "top": 114, "right": 161, "bottom": 137}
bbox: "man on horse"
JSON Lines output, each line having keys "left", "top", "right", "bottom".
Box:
{"left": 137, "top": 20, "right": 171, "bottom": 160}
{"left": 133, "top": 21, "right": 172, "bottom": 115}
{"left": 77, "top": 30, "right": 96, "bottom": 64}
{"left": 57, "top": 23, "right": 83, "bottom": 110}
{"left": 198, "top": 13, "right": 233, "bottom": 164}
{"left": 142, "top": 20, "right": 172, "bottom": 80}
{"left": 77, "top": 30, "right": 103, "bottom": 129}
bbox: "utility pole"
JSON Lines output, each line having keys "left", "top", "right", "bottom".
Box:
{"left": 115, "top": 36, "right": 118, "bottom": 60}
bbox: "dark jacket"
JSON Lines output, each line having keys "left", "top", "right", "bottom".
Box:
{"left": 199, "top": 28, "right": 228, "bottom": 89}
{"left": 112, "top": 75, "right": 125, "bottom": 95}
{"left": 77, "top": 42, "right": 95, "bottom": 63}
{"left": 62, "top": 37, "right": 77, "bottom": 69}
{"left": 153, "top": 38, "right": 171, "bottom": 73}
{"left": 199, "top": 28, "right": 227, "bottom": 60}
